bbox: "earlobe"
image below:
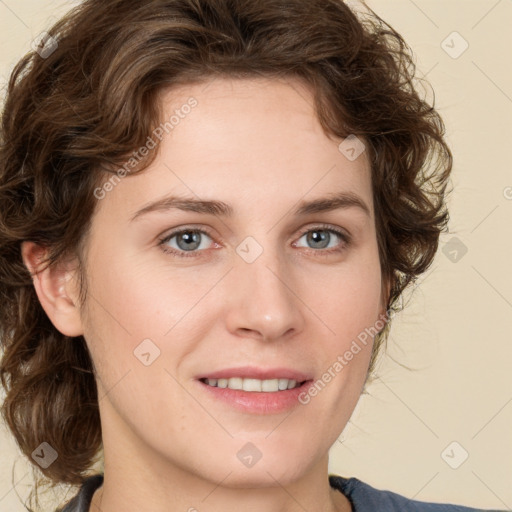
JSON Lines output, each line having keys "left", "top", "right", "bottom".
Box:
{"left": 21, "top": 241, "right": 84, "bottom": 337}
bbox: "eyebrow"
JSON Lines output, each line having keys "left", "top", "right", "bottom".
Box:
{"left": 130, "top": 191, "right": 371, "bottom": 222}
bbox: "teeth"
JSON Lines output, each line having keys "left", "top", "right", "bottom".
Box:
{"left": 243, "top": 378, "right": 262, "bottom": 392}
{"left": 204, "top": 377, "right": 302, "bottom": 392}
{"left": 228, "top": 377, "right": 243, "bottom": 390}
{"left": 262, "top": 379, "right": 278, "bottom": 392}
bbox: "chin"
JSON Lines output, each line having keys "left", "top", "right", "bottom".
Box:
{"left": 210, "top": 462, "right": 309, "bottom": 489}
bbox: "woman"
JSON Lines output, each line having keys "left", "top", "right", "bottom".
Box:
{"left": 0, "top": 1, "right": 503, "bottom": 511}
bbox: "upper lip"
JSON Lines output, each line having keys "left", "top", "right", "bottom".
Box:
{"left": 196, "top": 366, "right": 313, "bottom": 382}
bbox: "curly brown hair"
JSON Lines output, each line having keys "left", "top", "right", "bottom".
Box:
{"left": 0, "top": 0, "right": 452, "bottom": 507}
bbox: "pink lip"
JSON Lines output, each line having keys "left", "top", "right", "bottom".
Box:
{"left": 196, "top": 379, "right": 314, "bottom": 414}
{"left": 194, "top": 366, "right": 315, "bottom": 414}
{"left": 195, "top": 366, "right": 313, "bottom": 381}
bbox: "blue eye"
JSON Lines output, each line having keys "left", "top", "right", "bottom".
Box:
{"left": 159, "top": 229, "right": 214, "bottom": 257}
{"left": 294, "top": 227, "right": 349, "bottom": 252}
{"left": 158, "top": 224, "right": 350, "bottom": 258}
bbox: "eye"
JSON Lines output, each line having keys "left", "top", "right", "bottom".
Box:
{"left": 293, "top": 225, "right": 350, "bottom": 254}
{"left": 158, "top": 224, "right": 350, "bottom": 259}
{"left": 158, "top": 228, "right": 215, "bottom": 258}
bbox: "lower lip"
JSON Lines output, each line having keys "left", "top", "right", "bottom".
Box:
{"left": 197, "top": 379, "right": 313, "bottom": 414}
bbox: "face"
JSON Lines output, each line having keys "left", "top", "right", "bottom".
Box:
{"left": 63, "top": 77, "right": 387, "bottom": 487}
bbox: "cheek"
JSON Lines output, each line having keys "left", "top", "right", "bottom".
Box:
{"left": 299, "top": 259, "right": 382, "bottom": 427}
{"left": 79, "top": 249, "right": 220, "bottom": 398}
{"left": 302, "top": 248, "right": 383, "bottom": 409}
{"left": 83, "top": 246, "right": 203, "bottom": 338}
{"left": 314, "top": 252, "right": 383, "bottom": 339}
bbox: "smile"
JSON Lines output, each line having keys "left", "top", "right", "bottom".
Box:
{"left": 199, "top": 377, "right": 305, "bottom": 392}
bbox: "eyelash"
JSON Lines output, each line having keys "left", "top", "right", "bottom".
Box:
{"left": 157, "top": 224, "right": 351, "bottom": 259}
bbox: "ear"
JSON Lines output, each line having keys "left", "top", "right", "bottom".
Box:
{"left": 21, "top": 241, "right": 84, "bottom": 337}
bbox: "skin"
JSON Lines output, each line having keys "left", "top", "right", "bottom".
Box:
{"left": 22, "top": 76, "right": 389, "bottom": 512}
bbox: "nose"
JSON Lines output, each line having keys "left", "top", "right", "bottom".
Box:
{"left": 223, "top": 243, "right": 306, "bottom": 343}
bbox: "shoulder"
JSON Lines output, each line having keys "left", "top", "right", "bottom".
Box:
{"left": 329, "top": 474, "right": 504, "bottom": 512}
{"left": 56, "top": 474, "right": 104, "bottom": 512}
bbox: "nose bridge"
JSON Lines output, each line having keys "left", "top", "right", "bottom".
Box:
{"left": 227, "top": 232, "right": 304, "bottom": 340}
{"left": 237, "top": 233, "right": 290, "bottom": 302}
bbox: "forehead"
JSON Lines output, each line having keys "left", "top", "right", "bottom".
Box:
{"left": 94, "top": 76, "right": 373, "bottom": 220}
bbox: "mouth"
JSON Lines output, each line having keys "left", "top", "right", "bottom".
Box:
{"left": 198, "top": 377, "right": 307, "bottom": 392}
{"left": 194, "top": 366, "right": 314, "bottom": 413}
{"left": 195, "top": 370, "right": 314, "bottom": 414}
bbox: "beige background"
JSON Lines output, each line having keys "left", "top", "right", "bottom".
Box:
{"left": 1, "top": 0, "right": 511, "bottom": 510}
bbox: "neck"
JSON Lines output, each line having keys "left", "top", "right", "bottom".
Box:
{"left": 90, "top": 473, "right": 351, "bottom": 512}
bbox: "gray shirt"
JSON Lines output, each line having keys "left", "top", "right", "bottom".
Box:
{"left": 57, "top": 473, "right": 505, "bottom": 511}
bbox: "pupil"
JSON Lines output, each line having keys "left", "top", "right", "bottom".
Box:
{"left": 175, "top": 230, "right": 330, "bottom": 251}
{"left": 179, "top": 231, "right": 200, "bottom": 251}
{"left": 309, "top": 230, "right": 328, "bottom": 248}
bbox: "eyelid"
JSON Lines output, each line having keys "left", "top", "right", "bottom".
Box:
{"left": 157, "top": 225, "right": 219, "bottom": 256}
{"left": 295, "top": 223, "right": 351, "bottom": 243}
{"left": 292, "top": 223, "right": 352, "bottom": 255}
{"left": 157, "top": 223, "right": 351, "bottom": 257}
